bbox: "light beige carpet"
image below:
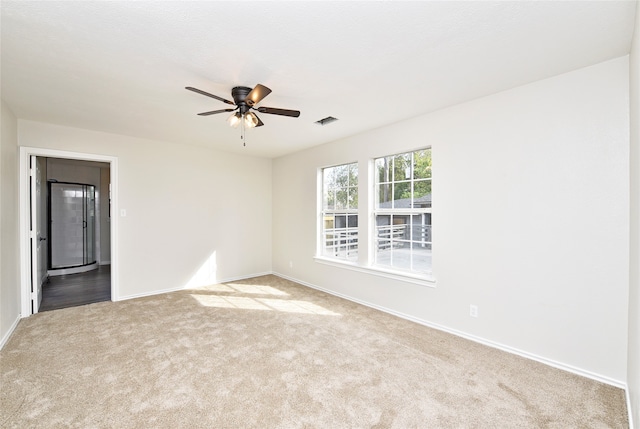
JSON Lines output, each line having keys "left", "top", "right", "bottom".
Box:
{"left": 1, "top": 275, "right": 628, "bottom": 428}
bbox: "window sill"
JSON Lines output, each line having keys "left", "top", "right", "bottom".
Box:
{"left": 313, "top": 256, "right": 436, "bottom": 288}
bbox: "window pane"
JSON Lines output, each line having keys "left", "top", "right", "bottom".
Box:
{"left": 393, "top": 182, "right": 410, "bottom": 208}
{"left": 410, "top": 214, "right": 431, "bottom": 243}
{"left": 323, "top": 188, "right": 335, "bottom": 210}
{"left": 411, "top": 247, "right": 432, "bottom": 273}
{"left": 335, "top": 164, "right": 349, "bottom": 186}
{"left": 347, "top": 214, "right": 358, "bottom": 228}
{"left": 336, "top": 189, "right": 348, "bottom": 210}
{"left": 322, "top": 168, "right": 334, "bottom": 210}
{"left": 375, "top": 215, "right": 392, "bottom": 259}
{"left": 413, "top": 149, "right": 432, "bottom": 179}
{"left": 322, "top": 214, "right": 336, "bottom": 256}
{"left": 412, "top": 180, "right": 432, "bottom": 209}
{"left": 393, "top": 153, "right": 411, "bottom": 181}
{"left": 348, "top": 186, "right": 358, "bottom": 210}
{"left": 323, "top": 167, "right": 334, "bottom": 185}
{"left": 376, "top": 157, "right": 392, "bottom": 184}
{"left": 349, "top": 163, "right": 358, "bottom": 184}
{"left": 377, "top": 183, "right": 392, "bottom": 208}
{"left": 322, "top": 215, "right": 358, "bottom": 261}
{"left": 323, "top": 214, "right": 334, "bottom": 230}
{"left": 411, "top": 213, "right": 431, "bottom": 272}
{"left": 376, "top": 213, "right": 429, "bottom": 271}
{"left": 376, "top": 214, "right": 391, "bottom": 228}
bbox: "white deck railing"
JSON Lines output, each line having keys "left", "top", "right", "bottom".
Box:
{"left": 323, "top": 227, "right": 359, "bottom": 259}
{"left": 376, "top": 224, "right": 432, "bottom": 248}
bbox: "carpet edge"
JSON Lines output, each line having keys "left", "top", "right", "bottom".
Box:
{"left": 272, "top": 271, "right": 627, "bottom": 391}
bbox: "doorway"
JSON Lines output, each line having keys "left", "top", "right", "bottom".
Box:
{"left": 19, "top": 147, "right": 119, "bottom": 316}
{"left": 41, "top": 158, "right": 111, "bottom": 311}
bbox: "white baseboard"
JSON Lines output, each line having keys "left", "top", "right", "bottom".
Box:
{"left": 117, "top": 271, "right": 273, "bottom": 302}
{"left": 627, "top": 388, "right": 636, "bottom": 429}
{"left": 217, "top": 271, "right": 273, "bottom": 284}
{"left": 273, "top": 271, "right": 626, "bottom": 390}
{"left": 0, "top": 315, "right": 21, "bottom": 350}
{"left": 117, "top": 285, "right": 186, "bottom": 301}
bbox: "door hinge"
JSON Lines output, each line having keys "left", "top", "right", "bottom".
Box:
{"left": 29, "top": 167, "right": 35, "bottom": 177}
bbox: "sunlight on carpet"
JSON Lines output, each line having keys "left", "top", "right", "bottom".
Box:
{"left": 194, "top": 282, "right": 289, "bottom": 296}
{"left": 1, "top": 275, "right": 627, "bottom": 428}
{"left": 190, "top": 294, "right": 340, "bottom": 316}
{"left": 226, "top": 282, "right": 289, "bottom": 296}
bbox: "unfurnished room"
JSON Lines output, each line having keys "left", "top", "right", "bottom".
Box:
{"left": 1, "top": 1, "right": 639, "bottom": 428}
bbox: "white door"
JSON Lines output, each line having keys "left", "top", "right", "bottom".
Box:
{"left": 30, "top": 155, "right": 43, "bottom": 313}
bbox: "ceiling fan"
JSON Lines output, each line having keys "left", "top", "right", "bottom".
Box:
{"left": 185, "top": 84, "right": 300, "bottom": 128}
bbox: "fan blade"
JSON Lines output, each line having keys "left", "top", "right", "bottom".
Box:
{"left": 197, "top": 108, "right": 236, "bottom": 116}
{"left": 246, "top": 84, "right": 272, "bottom": 107}
{"left": 255, "top": 114, "right": 264, "bottom": 127}
{"left": 186, "top": 87, "right": 235, "bottom": 105}
{"left": 257, "top": 106, "right": 300, "bottom": 117}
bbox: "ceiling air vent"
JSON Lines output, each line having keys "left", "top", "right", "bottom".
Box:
{"left": 315, "top": 116, "right": 338, "bottom": 126}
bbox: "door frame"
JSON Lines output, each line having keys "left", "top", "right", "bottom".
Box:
{"left": 29, "top": 155, "right": 43, "bottom": 313}
{"left": 19, "top": 147, "right": 119, "bottom": 317}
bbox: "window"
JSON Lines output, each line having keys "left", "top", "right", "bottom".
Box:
{"left": 374, "top": 149, "right": 432, "bottom": 274}
{"left": 321, "top": 162, "right": 358, "bottom": 261}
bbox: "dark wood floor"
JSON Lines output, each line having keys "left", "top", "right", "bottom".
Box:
{"left": 40, "top": 265, "right": 111, "bottom": 312}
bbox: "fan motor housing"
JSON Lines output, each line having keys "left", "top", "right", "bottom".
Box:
{"left": 231, "top": 86, "right": 252, "bottom": 104}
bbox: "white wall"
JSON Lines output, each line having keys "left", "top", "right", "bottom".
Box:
{"left": 0, "top": 100, "right": 21, "bottom": 347}
{"left": 47, "top": 158, "right": 105, "bottom": 185}
{"left": 628, "top": 3, "right": 640, "bottom": 426}
{"left": 273, "top": 57, "right": 630, "bottom": 384}
{"left": 19, "top": 121, "right": 272, "bottom": 299}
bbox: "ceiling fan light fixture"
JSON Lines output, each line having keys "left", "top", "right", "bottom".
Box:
{"left": 227, "top": 112, "right": 241, "bottom": 128}
{"left": 244, "top": 111, "right": 259, "bottom": 128}
{"left": 187, "top": 83, "right": 300, "bottom": 137}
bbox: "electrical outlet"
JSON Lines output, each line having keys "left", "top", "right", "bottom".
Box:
{"left": 469, "top": 305, "right": 478, "bottom": 318}
{"left": 289, "top": 261, "right": 293, "bottom": 268}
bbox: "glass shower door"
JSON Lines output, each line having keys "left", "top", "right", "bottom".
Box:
{"left": 49, "top": 182, "right": 97, "bottom": 269}
{"left": 84, "top": 185, "right": 96, "bottom": 265}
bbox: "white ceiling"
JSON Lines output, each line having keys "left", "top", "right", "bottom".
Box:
{"left": 1, "top": 1, "right": 637, "bottom": 158}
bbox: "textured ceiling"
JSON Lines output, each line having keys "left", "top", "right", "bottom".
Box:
{"left": 1, "top": 1, "right": 637, "bottom": 158}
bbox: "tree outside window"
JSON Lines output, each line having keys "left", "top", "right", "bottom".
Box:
{"left": 321, "top": 162, "right": 358, "bottom": 261}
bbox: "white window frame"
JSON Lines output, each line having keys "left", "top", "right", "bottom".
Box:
{"left": 314, "top": 151, "right": 435, "bottom": 287}
{"left": 317, "top": 162, "right": 359, "bottom": 262}
{"left": 372, "top": 148, "right": 432, "bottom": 276}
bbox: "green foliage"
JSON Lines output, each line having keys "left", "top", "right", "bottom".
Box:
{"left": 324, "top": 162, "right": 358, "bottom": 210}
{"left": 376, "top": 149, "right": 432, "bottom": 205}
